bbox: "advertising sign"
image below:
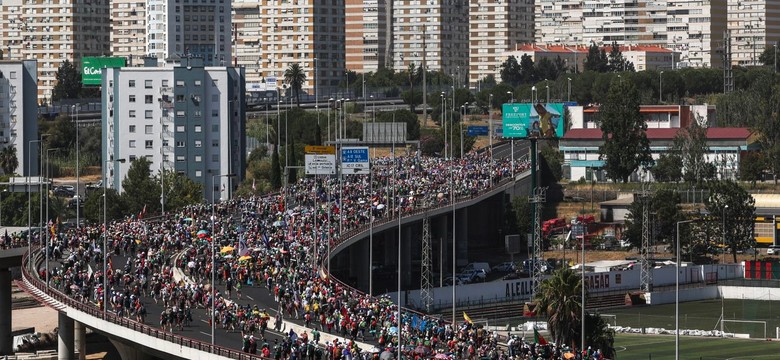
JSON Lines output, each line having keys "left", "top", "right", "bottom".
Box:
{"left": 467, "top": 126, "right": 489, "bottom": 136}
{"left": 305, "top": 154, "right": 336, "bottom": 175}
{"left": 340, "top": 147, "right": 369, "bottom": 175}
{"left": 502, "top": 103, "right": 566, "bottom": 139}
{"left": 82, "top": 57, "right": 127, "bottom": 86}
{"left": 304, "top": 145, "right": 336, "bottom": 155}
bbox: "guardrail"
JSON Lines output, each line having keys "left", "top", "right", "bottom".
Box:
{"left": 22, "top": 246, "right": 273, "bottom": 360}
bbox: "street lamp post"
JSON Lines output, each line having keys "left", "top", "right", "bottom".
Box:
{"left": 531, "top": 86, "right": 537, "bottom": 103}
{"left": 44, "top": 147, "right": 60, "bottom": 288}
{"left": 723, "top": 205, "right": 728, "bottom": 264}
{"left": 659, "top": 71, "right": 664, "bottom": 103}
{"left": 103, "top": 158, "right": 126, "bottom": 315}
{"left": 211, "top": 173, "right": 236, "bottom": 345}
{"left": 567, "top": 78, "right": 572, "bottom": 102}
{"left": 27, "top": 139, "right": 43, "bottom": 266}
{"left": 545, "top": 80, "right": 550, "bottom": 103}
{"left": 73, "top": 104, "right": 81, "bottom": 227}
{"left": 460, "top": 102, "right": 468, "bottom": 158}
{"left": 506, "top": 91, "right": 514, "bottom": 104}
{"left": 676, "top": 219, "right": 697, "bottom": 360}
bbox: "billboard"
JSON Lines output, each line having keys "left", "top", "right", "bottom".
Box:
{"left": 341, "top": 147, "right": 369, "bottom": 174}
{"left": 363, "top": 122, "right": 407, "bottom": 143}
{"left": 305, "top": 154, "right": 336, "bottom": 175}
{"left": 502, "top": 103, "right": 566, "bottom": 139}
{"left": 82, "top": 57, "right": 127, "bottom": 86}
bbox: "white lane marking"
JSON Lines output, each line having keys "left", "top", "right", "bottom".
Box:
{"left": 246, "top": 295, "right": 254, "bottom": 301}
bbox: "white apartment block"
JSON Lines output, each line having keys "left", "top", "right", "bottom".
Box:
{"left": 392, "top": 0, "right": 468, "bottom": 84}
{"left": 727, "top": 0, "right": 780, "bottom": 67}
{"left": 1, "top": 0, "right": 110, "bottom": 102}
{"left": 667, "top": 0, "right": 726, "bottom": 69}
{"left": 101, "top": 57, "right": 245, "bottom": 202}
{"left": 535, "top": 0, "right": 727, "bottom": 69}
{"left": 0, "top": 60, "right": 39, "bottom": 176}
{"left": 110, "top": 0, "right": 147, "bottom": 66}
{"left": 345, "top": 0, "right": 387, "bottom": 73}
{"left": 146, "top": 0, "right": 232, "bottom": 66}
{"left": 242, "top": 0, "right": 344, "bottom": 98}
{"left": 233, "top": 2, "right": 264, "bottom": 87}
{"left": 468, "top": 0, "right": 534, "bottom": 89}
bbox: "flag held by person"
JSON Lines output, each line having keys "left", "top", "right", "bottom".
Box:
{"left": 533, "top": 328, "right": 548, "bottom": 345}
{"left": 463, "top": 312, "right": 473, "bottom": 325}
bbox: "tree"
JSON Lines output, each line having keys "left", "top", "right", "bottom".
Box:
{"left": 377, "top": 109, "right": 420, "bottom": 140}
{"left": 539, "top": 143, "right": 563, "bottom": 182}
{"left": 651, "top": 153, "right": 683, "bottom": 183}
{"left": 158, "top": 169, "right": 203, "bottom": 212}
{"left": 519, "top": 54, "right": 537, "bottom": 83}
{"left": 705, "top": 180, "right": 756, "bottom": 263}
{"left": 597, "top": 80, "right": 653, "bottom": 182}
{"left": 511, "top": 196, "right": 532, "bottom": 236}
{"left": 584, "top": 313, "right": 616, "bottom": 358}
{"left": 500, "top": 56, "right": 522, "bottom": 85}
{"left": 84, "top": 188, "right": 125, "bottom": 224}
{"left": 120, "top": 158, "right": 161, "bottom": 216}
{"left": 672, "top": 121, "right": 713, "bottom": 185}
{"left": 607, "top": 41, "right": 635, "bottom": 72}
{"left": 624, "top": 188, "right": 683, "bottom": 250}
{"left": 287, "top": 136, "right": 298, "bottom": 185}
{"left": 739, "top": 151, "right": 764, "bottom": 187}
{"left": 52, "top": 60, "right": 82, "bottom": 102}
{"left": 535, "top": 268, "right": 584, "bottom": 347}
{"left": 283, "top": 63, "right": 307, "bottom": 106}
{"left": 758, "top": 45, "right": 779, "bottom": 72}
{"left": 270, "top": 147, "right": 282, "bottom": 189}
{"left": 584, "top": 43, "right": 609, "bottom": 73}
{"left": 0, "top": 146, "right": 19, "bottom": 175}
{"left": 41, "top": 114, "right": 77, "bottom": 151}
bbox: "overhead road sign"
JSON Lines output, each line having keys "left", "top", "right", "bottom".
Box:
{"left": 340, "top": 147, "right": 369, "bottom": 174}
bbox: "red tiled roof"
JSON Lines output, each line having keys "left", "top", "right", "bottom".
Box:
{"left": 563, "top": 127, "right": 752, "bottom": 140}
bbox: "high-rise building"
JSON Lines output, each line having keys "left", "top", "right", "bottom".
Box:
{"left": 392, "top": 0, "right": 468, "bottom": 85}
{"left": 668, "top": 0, "right": 727, "bottom": 69}
{"left": 345, "top": 0, "right": 387, "bottom": 73}
{"left": 0, "top": 60, "right": 39, "bottom": 176}
{"left": 238, "top": 0, "right": 344, "bottom": 98}
{"left": 534, "top": 0, "right": 727, "bottom": 69}
{"left": 1, "top": 0, "right": 111, "bottom": 101}
{"left": 727, "top": 0, "right": 780, "bottom": 67}
{"left": 101, "top": 57, "right": 245, "bottom": 202}
{"left": 110, "top": 0, "right": 147, "bottom": 66}
{"left": 468, "top": 0, "right": 534, "bottom": 89}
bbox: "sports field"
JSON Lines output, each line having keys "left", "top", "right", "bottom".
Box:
{"left": 615, "top": 333, "right": 780, "bottom": 359}
{"left": 603, "top": 299, "right": 780, "bottom": 339}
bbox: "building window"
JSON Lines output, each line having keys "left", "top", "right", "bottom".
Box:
{"left": 145, "top": 125, "right": 153, "bottom": 134}
{"left": 176, "top": 80, "right": 185, "bottom": 87}
{"left": 10, "top": 72, "right": 16, "bottom": 79}
{"left": 129, "top": 80, "right": 135, "bottom": 87}
{"left": 145, "top": 110, "right": 153, "bottom": 119}
{"left": 176, "top": 95, "right": 185, "bottom": 102}
{"left": 195, "top": 155, "right": 202, "bottom": 162}
{"left": 212, "top": 124, "right": 219, "bottom": 132}
{"left": 129, "top": 155, "right": 137, "bottom": 162}
{"left": 176, "top": 141, "right": 185, "bottom": 147}
{"left": 194, "top": 110, "right": 202, "bottom": 117}
{"left": 212, "top": 154, "right": 219, "bottom": 162}
{"left": 129, "top": 110, "right": 136, "bottom": 118}
{"left": 212, "top": 110, "right": 219, "bottom": 117}
{"left": 145, "top": 140, "right": 153, "bottom": 149}
{"left": 212, "top": 141, "right": 219, "bottom": 147}
{"left": 176, "top": 125, "right": 185, "bottom": 132}
{"left": 145, "top": 95, "right": 153, "bottom": 104}
{"left": 194, "top": 125, "right": 202, "bottom": 132}
{"left": 195, "top": 140, "right": 202, "bottom": 147}
{"left": 195, "top": 170, "right": 202, "bottom": 177}
{"left": 129, "top": 95, "right": 136, "bottom": 102}
{"left": 195, "top": 80, "right": 202, "bottom": 86}
{"left": 145, "top": 80, "right": 153, "bottom": 89}
{"left": 129, "top": 125, "right": 136, "bottom": 133}
{"left": 129, "top": 140, "right": 136, "bottom": 148}
{"left": 176, "top": 111, "right": 185, "bottom": 117}
{"left": 176, "top": 155, "right": 185, "bottom": 161}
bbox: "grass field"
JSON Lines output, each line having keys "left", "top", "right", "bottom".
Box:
{"left": 614, "top": 333, "right": 780, "bottom": 359}
{"left": 602, "top": 299, "right": 780, "bottom": 339}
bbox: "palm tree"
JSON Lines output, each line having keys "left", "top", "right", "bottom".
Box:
{"left": 284, "top": 63, "right": 307, "bottom": 106}
{"left": 534, "top": 267, "right": 584, "bottom": 347}
{"left": 585, "top": 312, "right": 616, "bottom": 359}
{"left": 0, "top": 146, "right": 19, "bottom": 175}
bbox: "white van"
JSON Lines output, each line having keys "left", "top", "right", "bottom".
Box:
{"left": 461, "top": 262, "right": 491, "bottom": 274}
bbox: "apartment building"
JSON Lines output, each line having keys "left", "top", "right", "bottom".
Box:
{"left": 238, "top": 0, "right": 344, "bottom": 98}
{"left": 101, "top": 57, "right": 245, "bottom": 202}
{"left": 535, "top": 0, "right": 727, "bottom": 69}
{"left": 392, "top": 0, "right": 468, "bottom": 84}
{"left": 1, "top": 0, "right": 111, "bottom": 102}
{"left": 468, "top": 0, "right": 534, "bottom": 89}
{"left": 0, "top": 60, "right": 39, "bottom": 176}
{"left": 727, "top": 0, "right": 780, "bottom": 67}
{"left": 110, "top": 0, "right": 147, "bottom": 66}
{"left": 345, "top": 0, "right": 386, "bottom": 73}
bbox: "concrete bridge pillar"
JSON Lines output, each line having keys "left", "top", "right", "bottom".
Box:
{"left": 0, "top": 268, "right": 10, "bottom": 355}
{"left": 109, "top": 338, "right": 151, "bottom": 360}
{"left": 74, "top": 321, "right": 86, "bottom": 360}
{"left": 58, "top": 312, "right": 74, "bottom": 360}
{"left": 456, "top": 208, "right": 469, "bottom": 267}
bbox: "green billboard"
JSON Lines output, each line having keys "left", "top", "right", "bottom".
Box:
{"left": 81, "top": 57, "right": 126, "bottom": 86}
{"left": 502, "top": 103, "right": 566, "bottom": 138}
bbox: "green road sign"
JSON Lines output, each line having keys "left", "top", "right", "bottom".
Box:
{"left": 82, "top": 57, "right": 126, "bottom": 86}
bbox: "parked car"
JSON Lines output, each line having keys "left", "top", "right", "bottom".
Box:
{"left": 461, "top": 262, "right": 491, "bottom": 274}
{"left": 67, "top": 195, "right": 84, "bottom": 209}
{"left": 53, "top": 185, "right": 75, "bottom": 197}
{"left": 458, "top": 269, "right": 488, "bottom": 284}
{"left": 492, "top": 262, "right": 517, "bottom": 273}
{"left": 85, "top": 180, "right": 102, "bottom": 191}
{"left": 767, "top": 245, "right": 779, "bottom": 255}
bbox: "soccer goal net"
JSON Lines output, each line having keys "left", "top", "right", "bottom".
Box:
{"left": 719, "top": 319, "right": 767, "bottom": 339}
{"left": 600, "top": 314, "right": 617, "bottom": 327}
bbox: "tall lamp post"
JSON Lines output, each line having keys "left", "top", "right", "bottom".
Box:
{"left": 531, "top": 86, "right": 537, "bottom": 103}
{"left": 676, "top": 219, "right": 697, "bottom": 360}
{"left": 72, "top": 104, "right": 81, "bottom": 227}
{"left": 103, "top": 158, "right": 126, "bottom": 315}
{"left": 506, "top": 91, "right": 514, "bottom": 104}
{"left": 44, "top": 147, "right": 61, "bottom": 287}
{"left": 722, "top": 205, "right": 728, "bottom": 264}
{"left": 211, "top": 173, "right": 236, "bottom": 345}
{"left": 460, "top": 102, "right": 468, "bottom": 158}
{"left": 659, "top": 71, "right": 664, "bottom": 103}
{"left": 27, "top": 139, "right": 44, "bottom": 266}
{"left": 567, "top": 78, "right": 572, "bottom": 102}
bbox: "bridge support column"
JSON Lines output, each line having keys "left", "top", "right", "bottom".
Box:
{"left": 74, "top": 321, "right": 86, "bottom": 360}
{"left": 109, "top": 338, "right": 150, "bottom": 360}
{"left": 0, "top": 268, "right": 10, "bottom": 355}
{"left": 456, "top": 208, "right": 469, "bottom": 267}
{"left": 402, "top": 225, "right": 413, "bottom": 287}
{"left": 58, "top": 312, "right": 74, "bottom": 360}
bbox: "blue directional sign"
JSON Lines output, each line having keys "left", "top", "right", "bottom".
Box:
{"left": 340, "top": 147, "right": 370, "bottom": 174}
{"left": 467, "top": 126, "right": 489, "bottom": 136}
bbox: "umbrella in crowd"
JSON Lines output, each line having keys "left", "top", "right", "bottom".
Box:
{"left": 220, "top": 246, "right": 235, "bottom": 253}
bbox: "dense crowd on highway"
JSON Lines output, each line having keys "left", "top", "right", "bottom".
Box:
{"left": 23, "top": 150, "right": 599, "bottom": 359}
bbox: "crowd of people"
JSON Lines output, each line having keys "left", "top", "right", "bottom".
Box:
{"left": 23, "top": 149, "right": 600, "bottom": 359}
